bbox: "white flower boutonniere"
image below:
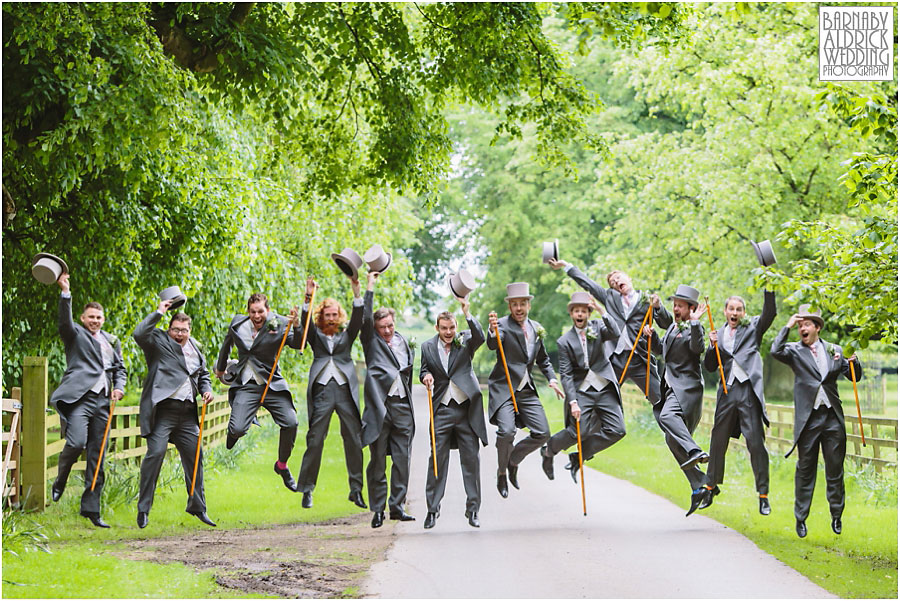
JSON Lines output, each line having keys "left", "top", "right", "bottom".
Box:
{"left": 451, "top": 333, "right": 464, "bottom": 349}
{"left": 827, "top": 343, "right": 840, "bottom": 357}
{"left": 266, "top": 317, "right": 279, "bottom": 332}
{"left": 738, "top": 316, "right": 751, "bottom": 327}
{"left": 676, "top": 321, "right": 689, "bottom": 332}
{"left": 638, "top": 290, "right": 651, "bottom": 306}
{"left": 408, "top": 337, "right": 417, "bottom": 350}
{"left": 585, "top": 328, "right": 598, "bottom": 341}
{"left": 535, "top": 325, "right": 546, "bottom": 340}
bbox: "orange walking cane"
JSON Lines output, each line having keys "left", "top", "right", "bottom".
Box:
{"left": 704, "top": 297, "right": 728, "bottom": 395}
{"left": 849, "top": 361, "right": 866, "bottom": 447}
{"left": 260, "top": 297, "right": 306, "bottom": 406}
{"left": 576, "top": 417, "right": 586, "bottom": 516}
{"left": 190, "top": 399, "right": 208, "bottom": 497}
{"left": 298, "top": 284, "right": 317, "bottom": 353}
{"left": 494, "top": 323, "right": 519, "bottom": 414}
{"left": 90, "top": 391, "right": 116, "bottom": 491}
{"left": 619, "top": 305, "right": 653, "bottom": 385}
{"left": 645, "top": 312, "right": 653, "bottom": 397}
{"left": 426, "top": 385, "right": 438, "bottom": 478}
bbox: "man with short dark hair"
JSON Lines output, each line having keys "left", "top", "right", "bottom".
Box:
{"left": 216, "top": 293, "right": 302, "bottom": 491}
{"left": 361, "top": 271, "right": 416, "bottom": 528}
{"left": 134, "top": 301, "right": 216, "bottom": 529}
{"left": 770, "top": 305, "right": 861, "bottom": 538}
{"left": 49, "top": 272, "right": 126, "bottom": 528}
{"left": 420, "top": 295, "right": 487, "bottom": 529}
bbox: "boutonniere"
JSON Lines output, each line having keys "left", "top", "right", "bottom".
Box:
{"left": 535, "top": 325, "right": 546, "bottom": 340}
{"left": 676, "top": 321, "right": 689, "bottom": 332}
{"left": 637, "top": 290, "right": 650, "bottom": 306}
{"left": 408, "top": 337, "right": 417, "bottom": 350}
{"left": 585, "top": 327, "right": 598, "bottom": 341}
{"left": 738, "top": 317, "right": 751, "bottom": 327}
{"left": 827, "top": 343, "right": 839, "bottom": 357}
{"left": 451, "top": 333, "right": 464, "bottom": 348}
{"left": 266, "top": 317, "right": 279, "bottom": 332}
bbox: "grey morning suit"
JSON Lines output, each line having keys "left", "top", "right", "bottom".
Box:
{"left": 770, "top": 328, "right": 860, "bottom": 522}
{"left": 549, "top": 315, "right": 625, "bottom": 460}
{"left": 656, "top": 319, "right": 708, "bottom": 490}
{"left": 419, "top": 315, "right": 489, "bottom": 515}
{"left": 134, "top": 310, "right": 212, "bottom": 515}
{"left": 50, "top": 293, "right": 127, "bottom": 516}
{"left": 360, "top": 291, "right": 416, "bottom": 514}
{"left": 297, "top": 298, "right": 365, "bottom": 495}
{"left": 703, "top": 290, "right": 776, "bottom": 495}
{"left": 486, "top": 315, "right": 555, "bottom": 473}
{"left": 216, "top": 312, "right": 303, "bottom": 463}
{"left": 564, "top": 265, "right": 673, "bottom": 404}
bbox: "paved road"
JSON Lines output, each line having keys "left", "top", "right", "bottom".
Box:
{"left": 363, "top": 385, "right": 834, "bottom": 598}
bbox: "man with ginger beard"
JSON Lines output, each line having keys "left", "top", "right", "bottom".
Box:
{"left": 296, "top": 275, "right": 366, "bottom": 510}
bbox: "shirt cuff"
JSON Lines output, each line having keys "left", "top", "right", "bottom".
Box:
{"left": 156, "top": 310, "right": 166, "bottom": 317}
{"left": 550, "top": 378, "right": 558, "bottom": 386}
{"left": 564, "top": 264, "right": 574, "bottom": 274}
{"left": 61, "top": 291, "right": 71, "bottom": 298}
{"left": 302, "top": 303, "right": 309, "bottom": 312}
{"left": 352, "top": 297, "right": 364, "bottom": 307}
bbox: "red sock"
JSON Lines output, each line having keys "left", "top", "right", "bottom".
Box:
{"left": 276, "top": 461, "right": 288, "bottom": 470}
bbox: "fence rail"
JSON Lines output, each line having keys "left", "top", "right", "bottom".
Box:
{"left": 2, "top": 388, "right": 22, "bottom": 506}
{"left": 621, "top": 389, "right": 897, "bottom": 472}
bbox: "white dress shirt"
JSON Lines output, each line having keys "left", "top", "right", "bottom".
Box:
{"left": 720, "top": 325, "right": 749, "bottom": 385}
{"left": 387, "top": 334, "right": 409, "bottom": 398}
{"left": 438, "top": 341, "right": 468, "bottom": 405}
{"left": 808, "top": 340, "right": 832, "bottom": 409}
{"left": 172, "top": 339, "right": 200, "bottom": 401}
{"left": 575, "top": 326, "right": 609, "bottom": 392}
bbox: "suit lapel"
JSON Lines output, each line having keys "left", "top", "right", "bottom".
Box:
{"left": 429, "top": 338, "right": 448, "bottom": 377}
{"left": 504, "top": 316, "right": 528, "bottom": 360}
{"left": 800, "top": 343, "right": 824, "bottom": 382}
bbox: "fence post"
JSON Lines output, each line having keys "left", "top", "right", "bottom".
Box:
{"left": 21, "top": 356, "right": 48, "bottom": 510}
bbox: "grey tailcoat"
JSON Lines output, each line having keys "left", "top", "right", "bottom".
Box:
{"left": 485, "top": 315, "right": 555, "bottom": 424}
{"left": 659, "top": 320, "right": 706, "bottom": 414}
{"left": 133, "top": 311, "right": 213, "bottom": 437}
{"left": 49, "top": 294, "right": 127, "bottom": 436}
{"left": 557, "top": 315, "right": 621, "bottom": 428}
{"left": 702, "top": 290, "right": 776, "bottom": 432}
{"left": 770, "top": 328, "right": 862, "bottom": 457}
{"left": 301, "top": 300, "right": 364, "bottom": 417}
{"left": 419, "top": 315, "right": 489, "bottom": 447}
{"left": 360, "top": 290, "right": 415, "bottom": 447}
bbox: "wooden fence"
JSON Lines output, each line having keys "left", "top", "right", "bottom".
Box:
{"left": 11, "top": 357, "right": 238, "bottom": 510}
{"left": 2, "top": 387, "right": 22, "bottom": 506}
{"left": 621, "top": 389, "right": 898, "bottom": 472}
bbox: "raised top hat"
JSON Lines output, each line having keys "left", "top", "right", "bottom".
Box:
{"left": 447, "top": 268, "right": 476, "bottom": 299}
{"left": 751, "top": 240, "right": 777, "bottom": 267}
{"left": 668, "top": 284, "right": 701, "bottom": 307}
{"left": 331, "top": 248, "right": 364, "bottom": 279}
{"left": 218, "top": 359, "right": 239, "bottom": 385}
{"left": 31, "top": 252, "right": 69, "bottom": 285}
{"left": 159, "top": 285, "right": 186, "bottom": 311}
{"left": 567, "top": 291, "right": 594, "bottom": 311}
{"left": 504, "top": 282, "right": 533, "bottom": 301}
{"left": 542, "top": 239, "right": 559, "bottom": 264}
{"left": 363, "top": 244, "right": 392, "bottom": 273}
{"left": 796, "top": 304, "right": 824, "bottom": 328}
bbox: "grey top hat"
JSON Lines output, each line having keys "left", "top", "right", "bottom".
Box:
{"left": 159, "top": 285, "right": 187, "bottom": 311}
{"left": 796, "top": 304, "right": 824, "bottom": 328}
{"left": 504, "top": 282, "right": 533, "bottom": 301}
{"left": 363, "top": 244, "right": 392, "bottom": 273}
{"left": 31, "top": 252, "right": 69, "bottom": 285}
{"left": 567, "top": 291, "right": 594, "bottom": 311}
{"left": 751, "top": 240, "right": 777, "bottom": 267}
{"left": 331, "top": 248, "right": 364, "bottom": 279}
{"left": 542, "top": 239, "right": 559, "bottom": 264}
{"left": 668, "top": 284, "right": 701, "bottom": 307}
{"left": 447, "top": 268, "right": 476, "bottom": 299}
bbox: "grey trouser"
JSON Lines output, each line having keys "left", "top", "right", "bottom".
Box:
{"left": 367, "top": 395, "right": 414, "bottom": 513}
{"left": 612, "top": 351, "right": 662, "bottom": 405}
{"left": 425, "top": 399, "right": 481, "bottom": 514}
{"left": 655, "top": 388, "right": 707, "bottom": 490}
{"left": 55, "top": 390, "right": 110, "bottom": 515}
{"left": 298, "top": 380, "right": 364, "bottom": 494}
{"left": 548, "top": 385, "right": 625, "bottom": 459}
{"left": 494, "top": 387, "right": 550, "bottom": 473}
{"left": 229, "top": 384, "right": 298, "bottom": 462}
{"left": 706, "top": 380, "right": 769, "bottom": 495}
{"left": 794, "top": 405, "right": 845, "bottom": 521}
{"left": 138, "top": 399, "right": 206, "bottom": 515}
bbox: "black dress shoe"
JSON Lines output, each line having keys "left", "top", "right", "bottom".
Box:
{"left": 698, "top": 485, "right": 719, "bottom": 510}
{"left": 832, "top": 517, "right": 842, "bottom": 535}
{"left": 51, "top": 482, "right": 64, "bottom": 502}
{"left": 796, "top": 519, "right": 807, "bottom": 538}
{"left": 302, "top": 491, "right": 313, "bottom": 508}
{"left": 541, "top": 447, "right": 555, "bottom": 480}
{"left": 273, "top": 462, "right": 297, "bottom": 491}
{"left": 348, "top": 490, "right": 367, "bottom": 509}
{"left": 497, "top": 474, "right": 508, "bottom": 498}
{"left": 508, "top": 465, "right": 520, "bottom": 490}
{"left": 565, "top": 452, "right": 580, "bottom": 483}
{"left": 137, "top": 512, "right": 149, "bottom": 529}
{"left": 389, "top": 508, "right": 416, "bottom": 522}
{"left": 466, "top": 511, "right": 480, "bottom": 528}
{"left": 82, "top": 512, "right": 111, "bottom": 528}
{"left": 424, "top": 512, "right": 437, "bottom": 529}
{"left": 679, "top": 450, "right": 708, "bottom": 470}
{"left": 190, "top": 511, "right": 217, "bottom": 527}
{"left": 686, "top": 488, "right": 707, "bottom": 517}
{"left": 371, "top": 511, "right": 385, "bottom": 528}
{"left": 759, "top": 496, "right": 771, "bottom": 516}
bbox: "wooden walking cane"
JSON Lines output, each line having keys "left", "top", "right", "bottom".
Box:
{"left": 260, "top": 297, "right": 306, "bottom": 406}
{"left": 576, "top": 417, "right": 586, "bottom": 516}
{"left": 645, "top": 312, "right": 653, "bottom": 397}
{"left": 849, "top": 360, "right": 866, "bottom": 447}
{"left": 298, "top": 284, "right": 317, "bottom": 353}
{"left": 619, "top": 305, "right": 653, "bottom": 385}
{"left": 90, "top": 392, "right": 116, "bottom": 491}
{"left": 493, "top": 323, "right": 519, "bottom": 414}
{"left": 704, "top": 296, "right": 728, "bottom": 395}
{"left": 190, "top": 399, "right": 208, "bottom": 497}
{"left": 426, "top": 385, "right": 438, "bottom": 478}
